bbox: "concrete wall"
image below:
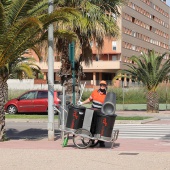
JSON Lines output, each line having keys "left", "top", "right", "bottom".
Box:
{"left": 7, "top": 79, "right": 62, "bottom": 90}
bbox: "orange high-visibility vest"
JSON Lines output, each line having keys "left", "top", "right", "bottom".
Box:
{"left": 89, "top": 90, "right": 106, "bottom": 109}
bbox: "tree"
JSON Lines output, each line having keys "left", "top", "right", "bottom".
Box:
{"left": 0, "top": 56, "right": 41, "bottom": 102}
{"left": 114, "top": 50, "right": 170, "bottom": 113}
{"left": 54, "top": 0, "right": 126, "bottom": 102}
{"left": 0, "top": 0, "right": 80, "bottom": 141}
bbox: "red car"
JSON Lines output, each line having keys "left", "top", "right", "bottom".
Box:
{"left": 5, "top": 90, "right": 61, "bottom": 114}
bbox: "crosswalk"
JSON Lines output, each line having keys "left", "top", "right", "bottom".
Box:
{"left": 114, "top": 124, "right": 170, "bottom": 139}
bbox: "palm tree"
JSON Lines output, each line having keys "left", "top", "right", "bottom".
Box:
{"left": 0, "top": 0, "right": 81, "bottom": 140}
{"left": 0, "top": 56, "right": 41, "bottom": 102}
{"left": 54, "top": 0, "right": 126, "bottom": 101}
{"left": 114, "top": 50, "right": 170, "bottom": 113}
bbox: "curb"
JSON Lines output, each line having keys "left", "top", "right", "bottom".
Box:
{"left": 6, "top": 119, "right": 58, "bottom": 123}
{"left": 115, "top": 120, "right": 142, "bottom": 124}
{"left": 6, "top": 119, "right": 143, "bottom": 124}
{"left": 141, "top": 117, "right": 160, "bottom": 124}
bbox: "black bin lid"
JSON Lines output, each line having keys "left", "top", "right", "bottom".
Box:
{"left": 68, "top": 104, "right": 86, "bottom": 110}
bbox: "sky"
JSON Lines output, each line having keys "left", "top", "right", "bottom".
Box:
{"left": 166, "top": 0, "right": 170, "bottom": 6}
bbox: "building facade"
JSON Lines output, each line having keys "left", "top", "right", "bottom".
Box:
{"left": 30, "top": 0, "right": 170, "bottom": 88}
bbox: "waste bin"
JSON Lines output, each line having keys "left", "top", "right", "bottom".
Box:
{"left": 93, "top": 111, "right": 117, "bottom": 140}
{"left": 65, "top": 105, "right": 86, "bottom": 132}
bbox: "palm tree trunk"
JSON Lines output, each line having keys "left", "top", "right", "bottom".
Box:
{"left": 3, "top": 80, "right": 8, "bottom": 103}
{"left": 146, "top": 91, "right": 159, "bottom": 113}
{"left": 57, "top": 39, "right": 82, "bottom": 103}
{"left": 0, "top": 76, "right": 6, "bottom": 141}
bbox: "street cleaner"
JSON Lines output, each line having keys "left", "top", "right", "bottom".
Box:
{"left": 77, "top": 80, "right": 107, "bottom": 147}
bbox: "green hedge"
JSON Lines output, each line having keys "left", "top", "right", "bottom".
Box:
{"left": 8, "top": 90, "right": 27, "bottom": 100}
{"left": 82, "top": 86, "right": 170, "bottom": 104}
{"left": 7, "top": 86, "right": 170, "bottom": 104}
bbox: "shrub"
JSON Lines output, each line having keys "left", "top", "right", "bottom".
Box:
{"left": 8, "top": 89, "right": 27, "bottom": 100}
{"left": 7, "top": 85, "right": 170, "bottom": 104}
{"left": 81, "top": 86, "right": 170, "bottom": 104}
{"left": 108, "top": 87, "right": 146, "bottom": 104}
{"left": 157, "top": 85, "right": 170, "bottom": 103}
{"left": 81, "top": 90, "right": 92, "bottom": 101}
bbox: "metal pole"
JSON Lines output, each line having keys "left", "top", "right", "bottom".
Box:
{"left": 70, "top": 42, "right": 75, "bottom": 104}
{"left": 123, "top": 81, "right": 125, "bottom": 110}
{"left": 166, "top": 80, "right": 168, "bottom": 110}
{"left": 48, "top": 0, "right": 54, "bottom": 141}
{"left": 62, "top": 86, "right": 65, "bottom": 146}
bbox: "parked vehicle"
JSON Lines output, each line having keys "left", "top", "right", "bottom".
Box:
{"left": 5, "top": 90, "right": 61, "bottom": 114}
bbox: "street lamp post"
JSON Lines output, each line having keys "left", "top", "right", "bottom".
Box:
{"left": 48, "top": 0, "right": 54, "bottom": 141}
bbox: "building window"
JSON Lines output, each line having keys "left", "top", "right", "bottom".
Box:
{"left": 95, "top": 55, "right": 99, "bottom": 61}
{"left": 112, "top": 55, "right": 117, "bottom": 61}
{"left": 132, "top": 45, "right": 136, "bottom": 51}
{"left": 132, "top": 17, "right": 135, "bottom": 23}
{"left": 132, "top": 30, "right": 136, "bottom": 37}
{"left": 112, "top": 41, "right": 117, "bottom": 50}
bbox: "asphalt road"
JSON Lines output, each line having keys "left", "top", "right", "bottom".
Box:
{"left": 5, "top": 121, "right": 170, "bottom": 140}
{"left": 5, "top": 121, "right": 60, "bottom": 140}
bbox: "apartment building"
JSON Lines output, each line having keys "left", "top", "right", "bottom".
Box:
{"left": 31, "top": 0, "right": 170, "bottom": 87}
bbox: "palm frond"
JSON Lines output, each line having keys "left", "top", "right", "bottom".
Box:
{"left": 116, "top": 50, "right": 170, "bottom": 91}
{"left": 27, "top": 0, "right": 48, "bottom": 16}
{"left": 7, "top": 0, "right": 43, "bottom": 24}
{"left": 0, "top": 2, "right": 5, "bottom": 35}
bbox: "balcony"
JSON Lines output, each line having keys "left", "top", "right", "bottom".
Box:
{"left": 35, "top": 60, "right": 122, "bottom": 72}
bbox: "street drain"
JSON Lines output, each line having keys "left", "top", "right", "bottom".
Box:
{"left": 119, "top": 152, "right": 139, "bottom": 155}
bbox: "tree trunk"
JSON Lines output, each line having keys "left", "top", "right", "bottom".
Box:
{"left": 146, "top": 91, "right": 159, "bottom": 113}
{"left": 57, "top": 39, "right": 84, "bottom": 103}
{"left": 3, "top": 80, "right": 8, "bottom": 103}
{"left": 0, "top": 77, "right": 7, "bottom": 141}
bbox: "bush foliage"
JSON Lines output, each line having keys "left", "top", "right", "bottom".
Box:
{"left": 8, "top": 90, "right": 27, "bottom": 100}
{"left": 82, "top": 86, "right": 170, "bottom": 104}
{"left": 8, "top": 85, "right": 170, "bottom": 104}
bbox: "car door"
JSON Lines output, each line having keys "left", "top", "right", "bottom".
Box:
{"left": 34, "top": 91, "right": 48, "bottom": 112}
{"left": 17, "top": 91, "right": 37, "bottom": 112}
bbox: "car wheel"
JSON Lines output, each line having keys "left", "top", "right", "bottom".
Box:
{"left": 7, "top": 105, "right": 18, "bottom": 114}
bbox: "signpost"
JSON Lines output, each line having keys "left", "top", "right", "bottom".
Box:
{"left": 69, "top": 42, "right": 76, "bottom": 105}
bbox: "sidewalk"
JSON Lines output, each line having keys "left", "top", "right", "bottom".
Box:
{"left": 1, "top": 136, "right": 170, "bottom": 152}
{"left": 0, "top": 138, "right": 170, "bottom": 170}
{"left": 116, "top": 110, "right": 170, "bottom": 117}
{"left": 1, "top": 110, "right": 170, "bottom": 170}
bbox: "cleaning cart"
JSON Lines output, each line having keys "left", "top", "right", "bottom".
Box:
{"left": 58, "top": 92, "right": 119, "bottom": 149}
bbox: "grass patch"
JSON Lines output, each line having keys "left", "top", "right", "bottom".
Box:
{"left": 5, "top": 114, "right": 151, "bottom": 120}
{"left": 5, "top": 114, "right": 58, "bottom": 120}
{"left": 116, "top": 116, "right": 152, "bottom": 120}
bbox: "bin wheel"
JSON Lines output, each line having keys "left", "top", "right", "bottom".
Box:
{"left": 90, "top": 139, "right": 99, "bottom": 147}
{"left": 73, "top": 129, "right": 92, "bottom": 149}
